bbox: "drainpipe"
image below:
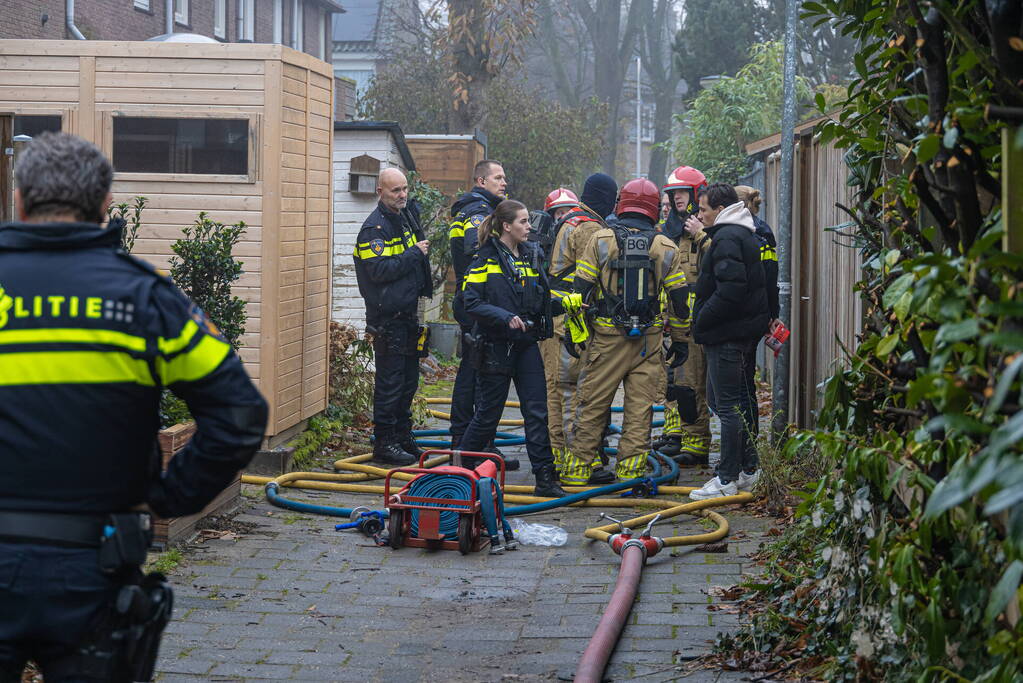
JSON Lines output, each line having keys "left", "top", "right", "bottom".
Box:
{"left": 165, "top": 0, "right": 174, "bottom": 35}
{"left": 65, "top": 0, "right": 86, "bottom": 39}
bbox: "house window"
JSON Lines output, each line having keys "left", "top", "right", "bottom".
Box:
{"left": 214, "top": 0, "right": 227, "bottom": 39}
{"left": 173, "top": 0, "right": 189, "bottom": 26}
{"left": 13, "top": 115, "right": 62, "bottom": 139}
{"left": 112, "top": 117, "right": 248, "bottom": 175}
{"left": 317, "top": 10, "right": 326, "bottom": 61}
{"left": 238, "top": 0, "right": 255, "bottom": 42}
{"left": 134, "top": 0, "right": 151, "bottom": 11}
{"left": 292, "top": 0, "right": 303, "bottom": 52}
{"left": 273, "top": 0, "right": 283, "bottom": 43}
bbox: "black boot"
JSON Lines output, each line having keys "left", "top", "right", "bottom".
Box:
{"left": 373, "top": 442, "right": 417, "bottom": 466}
{"left": 675, "top": 451, "right": 709, "bottom": 466}
{"left": 486, "top": 441, "right": 520, "bottom": 471}
{"left": 657, "top": 435, "right": 682, "bottom": 457}
{"left": 400, "top": 432, "right": 423, "bottom": 458}
{"left": 534, "top": 465, "right": 567, "bottom": 498}
{"left": 587, "top": 468, "right": 616, "bottom": 485}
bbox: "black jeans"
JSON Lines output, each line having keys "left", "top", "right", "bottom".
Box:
{"left": 0, "top": 541, "right": 118, "bottom": 682}
{"left": 372, "top": 320, "right": 420, "bottom": 443}
{"left": 449, "top": 296, "right": 477, "bottom": 443}
{"left": 460, "top": 341, "right": 555, "bottom": 474}
{"left": 705, "top": 339, "right": 759, "bottom": 483}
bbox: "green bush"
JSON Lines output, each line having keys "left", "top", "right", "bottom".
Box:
{"left": 160, "top": 212, "right": 248, "bottom": 428}
{"left": 107, "top": 195, "right": 147, "bottom": 253}
{"left": 721, "top": 1, "right": 1023, "bottom": 679}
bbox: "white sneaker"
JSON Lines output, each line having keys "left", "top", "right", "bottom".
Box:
{"left": 737, "top": 469, "right": 760, "bottom": 490}
{"left": 689, "top": 476, "right": 738, "bottom": 500}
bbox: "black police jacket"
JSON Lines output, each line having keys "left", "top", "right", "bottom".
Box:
{"left": 0, "top": 220, "right": 268, "bottom": 518}
{"left": 462, "top": 238, "right": 563, "bottom": 343}
{"left": 353, "top": 200, "right": 433, "bottom": 328}
{"left": 692, "top": 221, "right": 771, "bottom": 345}
{"left": 448, "top": 188, "right": 502, "bottom": 289}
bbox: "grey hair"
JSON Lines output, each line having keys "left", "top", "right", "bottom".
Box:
{"left": 14, "top": 132, "right": 113, "bottom": 223}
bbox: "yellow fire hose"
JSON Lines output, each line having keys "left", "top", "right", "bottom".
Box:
{"left": 241, "top": 436, "right": 753, "bottom": 546}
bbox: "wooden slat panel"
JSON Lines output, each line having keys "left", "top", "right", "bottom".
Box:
{"left": 0, "top": 86, "right": 78, "bottom": 102}
{"left": 96, "top": 57, "right": 265, "bottom": 74}
{"left": 95, "top": 72, "right": 265, "bottom": 90}
{"left": 0, "top": 70, "right": 79, "bottom": 86}
{"left": 282, "top": 76, "right": 307, "bottom": 97}
{"left": 0, "top": 55, "right": 80, "bottom": 70}
{"left": 95, "top": 88, "right": 263, "bottom": 106}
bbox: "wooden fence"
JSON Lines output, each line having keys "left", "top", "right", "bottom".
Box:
{"left": 747, "top": 119, "right": 863, "bottom": 428}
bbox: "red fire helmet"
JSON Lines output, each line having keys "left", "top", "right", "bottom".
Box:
{"left": 544, "top": 187, "right": 579, "bottom": 212}
{"left": 662, "top": 166, "right": 707, "bottom": 196}
{"left": 615, "top": 178, "right": 660, "bottom": 222}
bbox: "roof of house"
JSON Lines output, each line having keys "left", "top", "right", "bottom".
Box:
{"left": 332, "top": 0, "right": 380, "bottom": 49}
{"left": 334, "top": 120, "right": 416, "bottom": 171}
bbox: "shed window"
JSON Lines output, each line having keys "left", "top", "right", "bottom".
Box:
{"left": 112, "top": 117, "right": 248, "bottom": 175}
{"left": 13, "top": 115, "right": 62, "bottom": 139}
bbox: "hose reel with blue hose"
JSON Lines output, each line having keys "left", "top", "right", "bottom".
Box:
{"left": 405, "top": 473, "right": 473, "bottom": 539}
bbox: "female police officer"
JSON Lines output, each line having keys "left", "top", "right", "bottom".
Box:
{"left": 458, "top": 200, "right": 584, "bottom": 498}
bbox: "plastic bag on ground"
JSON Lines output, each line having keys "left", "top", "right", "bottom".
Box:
{"left": 508, "top": 518, "right": 567, "bottom": 546}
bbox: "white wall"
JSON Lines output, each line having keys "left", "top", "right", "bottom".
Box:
{"left": 332, "top": 129, "right": 409, "bottom": 331}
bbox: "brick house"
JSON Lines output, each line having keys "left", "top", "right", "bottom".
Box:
{"left": 1, "top": 0, "right": 345, "bottom": 63}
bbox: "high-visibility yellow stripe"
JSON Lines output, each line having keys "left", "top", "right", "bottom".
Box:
{"left": 0, "top": 328, "right": 147, "bottom": 352}
{"left": 0, "top": 351, "right": 155, "bottom": 386}
{"left": 156, "top": 333, "right": 230, "bottom": 384}
{"left": 664, "top": 272, "right": 686, "bottom": 286}
{"left": 576, "top": 260, "right": 598, "bottom": 276}
{"left": 356, "top": 243, "right": 408, "bottom": 259}
{"left": 760, "top": 246, "right": 778, "bottom": 262}
{"left": 449, "top": 221, "right": 466, "bottom": 239}
{"left": 158, "top": 319, "right": 199, "bottom": 356}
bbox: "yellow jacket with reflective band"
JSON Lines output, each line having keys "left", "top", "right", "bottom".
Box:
{"left": 546, "top": 205, "right": 605, "bottom": 337}
{"left": 0, "top": 219, "right": 267, "bottom": 519}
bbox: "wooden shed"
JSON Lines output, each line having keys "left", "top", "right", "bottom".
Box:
{"left": 0, "top": 40, "right": 334, "bottom": 444}
{"left": 403, "top": 133, "right": 487, "bottom": 198}
{"left": 746, "top": 116, "right": 863, "bottom": 428}
{"left": 331, "top": 120, "right": 415, "bottom": 331}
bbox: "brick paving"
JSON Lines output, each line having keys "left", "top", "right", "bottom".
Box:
{"left": 155, "top": 411, "right": 770, "bottom": 682}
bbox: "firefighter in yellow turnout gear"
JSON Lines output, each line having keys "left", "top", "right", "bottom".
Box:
{"left": 657, "top": 166, "right": 713, "bottom": 464}
{"left": 562, "top": 179, "right": 691, "bottom": 485}
{"left": 535, "top": 188, "right": 609, "bottom": 481}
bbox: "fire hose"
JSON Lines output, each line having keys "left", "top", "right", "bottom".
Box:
{"left": 240, "top": 396, "right": 753, "bottom": 680}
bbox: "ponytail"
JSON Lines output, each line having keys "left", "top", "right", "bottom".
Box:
{"left": 734, "top": 185, "right": 763, "bottom": 215}
{"left": 477, "top": 199, "right": 528, "bottom": 246}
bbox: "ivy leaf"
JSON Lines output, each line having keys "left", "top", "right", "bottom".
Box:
{"left": 894, "top": 290, "right": 913, "bottom": 322}
{"left": 986, "top": 354, "right": 1023, "bottom": 418}
{"left": 935, "top": 319, "right": 980, "bottom": 345}
{"left": 984, "top": 560, "right": 1023, "bottom": 624}
{"left": 876, "top": 333, "right": 900, "bottom": 358}
{"left": 916, "top": 135, "right": 941, "bottom": 163}
{"left": 815, "top": 92, "right": 826, "bottom": 112}
{"left": 984, "top": 410, "right": 1023, "bottom": 458}
{"left": 883, "top": 273, "right": 914, "bottom": 309}
{"left": 943, "top": 126, "right": 959, "bottom": 149}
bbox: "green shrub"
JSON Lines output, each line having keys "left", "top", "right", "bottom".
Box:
{"left": 160, "top": 212, "right": 248, "bottom": 428}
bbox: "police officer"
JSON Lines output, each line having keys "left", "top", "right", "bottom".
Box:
{"left": 447, "top": 160, "right": 516, "bottom": 467}
{"left": 0, "top": 132, "right": 268, "bottom": 681}
{"left": 654, "top": 166, "right": 713, "bottom": 465}
{"left": 460, "top": 200, "right": 583, "bottom": 498}
{"left": 562, "top": 179, "right": 691, "bottom": 486}
{"left": 354, "top": 168, "right": 434, "bottom": 466}
{"left": 538, "top": 188, "right": 613, "bottom": 484}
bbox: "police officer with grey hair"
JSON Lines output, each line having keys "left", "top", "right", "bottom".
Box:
{"left": 0, "top": 132, "right": 268, "bottom": 681}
